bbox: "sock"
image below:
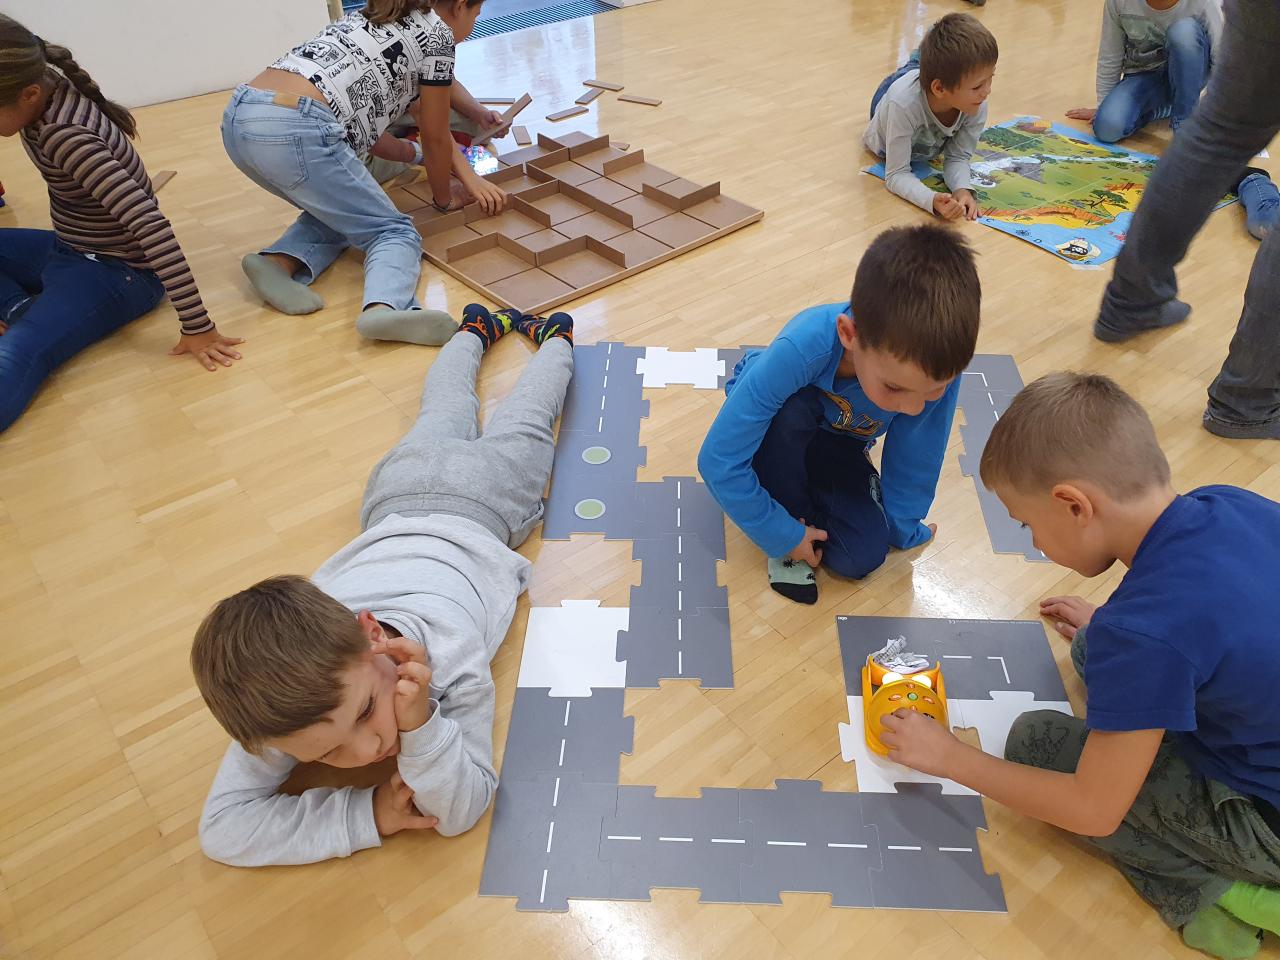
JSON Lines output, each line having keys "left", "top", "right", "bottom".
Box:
{"left": 768, "top": 556, "right": 817, "bottom": 605}
{"left": 1236, "top": 168, "right": 1279, "bottom": 241}
{"left": 1094, "top": 298, "right": 1191, "bottom": 343}
{"left": 515, "top": 310, "right": 574, "bottom": 346}
{"left": 1183, "top": 904, "right": 1263, "bottom": 960}
{"left": 242, "top": 254, "right": 324, "bottom": 315}
{"left": 356, "top": 306, "right": 457, "bottom": 346}
{"left": 458, "top": 303, "right": 519, "bottom": 348}
{"left": 1218, "top": 882, "right": 1280, "bottom": 937}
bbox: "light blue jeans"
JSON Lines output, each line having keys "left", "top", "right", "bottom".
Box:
{"left": 220, "top": 85, "right": 422, "bottom": 311}
{"left": 1093, "top": 17, "right": 1212, "bottom": 142}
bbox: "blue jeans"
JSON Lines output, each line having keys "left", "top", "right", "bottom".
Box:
{"left": 1096, "top": 0, "right": 1280, "bottom": 433}
{"left": 221, "top": 85, "right": 423, "bottom": 311}
{"left": 1093, "top": 17, "right": 1211, "bottom": 142}
{"left": 870, "top": 52, "right": 920, "bottom": 119}
{"left": 0, "top": 228, "right": 164, "bottom": 433}
{"left": 751, "top": 386, "right": 890, "bottom": 578}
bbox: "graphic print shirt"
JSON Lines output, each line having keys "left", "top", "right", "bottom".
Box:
{"left": 272, "top": 9, "right": 455, "bottom": 156}
{"left": 1095, "top": 0, "right": 1223, "bottom": 103}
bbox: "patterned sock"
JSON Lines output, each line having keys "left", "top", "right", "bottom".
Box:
{"left": 767, "top": 556, "right": 817, "bottom": 605}
{"left": 1183, "top": 904, "right": 1262, "bottom": 960}
{"left": 459, "top": 303, "right": 519, "bottom": 348}
{"left": 1219, "top": 882, "right": 1280, "bottom": 938}
{"left": 515, "top": 310, "right": 574, "bottom": 346}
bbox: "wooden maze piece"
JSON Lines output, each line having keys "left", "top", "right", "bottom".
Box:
{"left": 547, "top": 106, "right": 590, "bottom": 123}
{"left": 576, "top": 87, "right": 605, "bottom": 106}
{"left": 152, "top": 170, "right": 177, "bottom": 192}
{"left": 474, "top": 93, "right": 532, "bottom": 146}
{"left": 479, "top": 97, "right": 517, "bottom": 105}
{"left": 618, "top": 94, "right": 662, "bottom": 107}
{"left": 513, "top": 125, "right": 532, "bottom": 145}
{"left": 583, "top": 79, "right": 624, "bottom": 91}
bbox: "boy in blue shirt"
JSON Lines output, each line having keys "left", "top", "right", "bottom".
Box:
{"left": 697, "top": 225, "right": 981, "bottom": 604}
{"left": 882, "top": 372, "right": 1280, "bottom": 960}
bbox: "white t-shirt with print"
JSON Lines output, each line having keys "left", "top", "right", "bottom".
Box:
{"left": 272, "top": 9, "right": 455, "bottom": 156}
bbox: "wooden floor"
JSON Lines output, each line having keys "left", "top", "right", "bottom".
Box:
{"left": 2, "top": 1, "right": 1278, "bottom": 957}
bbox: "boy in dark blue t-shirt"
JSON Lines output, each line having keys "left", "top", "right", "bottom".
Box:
{"left": 697, "top": 225, "right": 981, "bottom": 604}
{"left": 881, "top": 372, "right": 1280, "bottom": 960}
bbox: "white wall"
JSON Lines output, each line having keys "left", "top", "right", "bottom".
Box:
{"left": 6, "top": 0, "right": 331, "bottom": 108}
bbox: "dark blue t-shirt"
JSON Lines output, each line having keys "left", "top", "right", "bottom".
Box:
{"left": 1084, "top": 485, "right": 1280, "bottom": 806}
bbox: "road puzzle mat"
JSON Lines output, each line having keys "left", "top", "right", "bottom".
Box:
{"left": 866, "top": 116, "right": 1236, "bottom": 267}
{"left": 479, "top": 344, "right": 1072, "bottom": 913}
{"left": 386, "top": 131, "right": 763, "bottom": 315}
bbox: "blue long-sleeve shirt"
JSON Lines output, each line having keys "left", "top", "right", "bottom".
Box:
{"left": 697, "top": 302, "right": 959, "bottom": 558}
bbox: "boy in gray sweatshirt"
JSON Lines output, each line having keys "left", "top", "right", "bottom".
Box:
{"left": 191, "top": 304, "right": 573, "bottom": 867}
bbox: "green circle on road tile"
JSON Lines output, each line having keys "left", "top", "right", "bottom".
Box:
{"left": 575, "top": 498, "right": 606, "bottom": 520}
{"left": 582, "top": 446, "right": 612, "bottom": 465}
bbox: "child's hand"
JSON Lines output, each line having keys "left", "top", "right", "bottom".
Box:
{"left": 788, "top": 522, "right": 828, "bottom": 567}
{"left": 954, "top": 189, "right": 981, "bottom": 221}
{"left": 1066, "top": 107, "right": 1097, "bottom": 122}
{"left": 1039, "top": 595, "right": 1097, "bottom": 640}
{"left": 879, "top": 708, "right": 960, "bottom": 778}
{"left": 373, "top": 771, "right": 438, "bottom": 837}
{"left": 476, "top": 108, "right": 506, "bottom": 129}
{"left": 170, "top": 327, "right": 245, "bottom": 371}
{"left": 932, "top": 192, "right": 964, "bottom": 221}
{"left": 466, "top": 176, "right": 509, "bottom": 216}
{"left": 372, "top": 635, "right": 434, "bottom": 732}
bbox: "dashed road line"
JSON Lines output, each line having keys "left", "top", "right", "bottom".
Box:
{"left": 887, "top": 845, "right": 922, "bottom": 851}
{"left": 552, "top": 777, "right": 560, "bottom": 807}
{"left": 558, "top": 738, "right": 566, "bottom": 766}
{"left": 939, "top": 846, "right": 974, "bottom": 853}
{"left": 659, "top": 836, "right": 694, "bottom": 843}
{"left": 539, "top": 868, "right": 548, "bottom": 903}
{"left": 711, "top": 838, "right": 746, "bottom": 844}
{"left": 607, "top": 835, "right": 641, "bottom": 841}
{"left": 563, "top": 701, "right": 571, "bottom": 725}
{"left": 827, "top": 842, "right": 869, "bottom": 849}
{"left": 767, "top": 840, "right": 806, "bottom": 847}
{"left": 546, "top": 821, "right": 555, "bottom": 853}
{"left": 943, "top": 654, "right": 972, "bottom": 660}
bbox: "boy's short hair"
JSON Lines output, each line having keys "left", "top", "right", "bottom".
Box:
{"left": 191, "top": 575, "right": 366, "bottom": 754}
{"left": 919, "top": 13, "right": 999, "bottom": 91}
{"left": 850, "top": 224, "right": 981, "bottom": 382}
{"left": 979, "top": 372, "right": 1171, "bottom": 499}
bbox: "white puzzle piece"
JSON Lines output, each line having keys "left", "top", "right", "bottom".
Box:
{"left": 517, "top": 600, "right": 629, "bottom": 697}
{"left": 636, "top": 348, "right": 726, "bottom": 390}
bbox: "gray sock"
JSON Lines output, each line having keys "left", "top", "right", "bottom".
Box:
{"left": 356, "top": 307, "right": 458, "bottom": 346}
{"left": 767, "top": 556, "right": 818, "bottom": 605}
{"left": 242, "top": 254, "right": 324, "bottom": 315}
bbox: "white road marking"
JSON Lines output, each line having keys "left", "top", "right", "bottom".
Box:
{"left": 600, "top": 395, "right": 606, "bottom": 411}
{"left": 677, "top": 535, "right": 683, "bottom": 554}
{"left": 603, "top": 375, "right": 608, "bottom": 389}
{"left": 677, "top": 561, "right": 683, "bottom": 582}
{"left": 711, "top": 838, "right": 746, "bottom": 844}
{"left": 994, "top": 410, "right": 1000, "bottom": 421}
{"left": 677, "top": 619, "right": 683, "bottom": 641}
{"left": 988, "top": 655, "right": 1011, "bottom": 684}
{"left": 607, "top": 835, "right": 642, "bottom": 841}
{"left": 943, "top": 655, "right": 972, "bottom": 660}
{"left": 659, "top": 836, "right": 694, "bottom": 843}
{"left": 676, "top": 507, "right": 682, "bottom": 527}
{"left": 563, "top": 701, "right": 572, "bottom": 726}
{"left": 678, "top": 590, "right": 683, "bottom": 612}
{"left": 539, "top": 868, "right": 548, "bottom": 903}
{"left": 597, "top": 416, "right": 603, "bottom": 432}
{"left": 986, "top": 391, "right": 995, "bottom": 405}
{"left": 677, "top": 650, "right": 683, "bottom": 673}
{"left": 767, "top": 840, "right": 806, "bottom": 847}
{"left": 887, "top": 845, "right": 922, "bottom": 851}
{"left": 827, "top": 842, "right": 869, "bottom": 849}
{"left": 677, "top": 480, "right": 682, "bottom": 499}
{"left": 552, "top": 777, "right": 560, "bottom": 807}
{"left": 939, "top": 846, "right": 974, "bottom": 853}
{"left": 558, "top": 738, "right": 566, "bottom": 766}
{"left": 546, "top": 821, "right": 555, "bottom": 853}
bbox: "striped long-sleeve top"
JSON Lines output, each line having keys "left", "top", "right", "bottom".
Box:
{"left": 20, "top": 77, "right": 212, "bottom": 335}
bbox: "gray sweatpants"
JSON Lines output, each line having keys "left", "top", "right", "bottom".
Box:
{"left": 361, "top": 332, "right": 574, "bottom": 548}
{"left": 1004, "top": 627, "right": 1280, "bottom": 928}
{"left": 1094, "top": 0, "right": 1280, "bottom": 434}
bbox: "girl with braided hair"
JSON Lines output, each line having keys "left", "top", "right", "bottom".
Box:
{"left": 0, "top": 15, "right": 243, "bottom": 433}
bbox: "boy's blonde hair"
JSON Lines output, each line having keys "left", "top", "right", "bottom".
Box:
{"left": 980, "top": 372, "right": 1171, "bottom": 499}
{"left": 191, "top": 575, "right": 366, "bottom": 753}
{"left": 919, "top": 13, "right": 999, "bottom": 91}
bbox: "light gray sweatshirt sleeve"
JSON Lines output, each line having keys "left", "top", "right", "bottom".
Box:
{"left": 942, "top": 102, "right": 987, "bottom": 194}
{"left": 881, "top": 109, "right": 939, "bottom": 213}
{"left": 199, "top": 742, "right": 382, "bottom": 867}
{"left": 397, "top": 678, "right": 498, "bottom": 836}
{"left": 1201, "top": 0, "right": 1223, "bottom": 67}
{"left": 1096, "top": 0, "right": 1127, "bottom": 103}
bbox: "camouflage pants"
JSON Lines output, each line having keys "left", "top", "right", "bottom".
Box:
{"left": 1003, "top": 626, "right": 1280, "bottom": 928}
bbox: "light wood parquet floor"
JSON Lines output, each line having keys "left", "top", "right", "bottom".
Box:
{"left": 1, "top": 0, "right": 1277, "bottom": 957}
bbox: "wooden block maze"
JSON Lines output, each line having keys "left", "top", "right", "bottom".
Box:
{"left": 387, "top": 132, "right": 763, "bottom": 315}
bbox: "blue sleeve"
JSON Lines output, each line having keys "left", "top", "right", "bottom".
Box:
{"left": 879, "top": 378, "right": 959, "bottom": 549}
{"left": 1081, "top": 620, "right": 1196, "bottom": 732}
{"left": 697, "top": 338, "right": 816, "bottom": 558}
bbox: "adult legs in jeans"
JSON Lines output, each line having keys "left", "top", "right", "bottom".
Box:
{"left": 0, "top": 228, "right": 165, "bottom": 433}
{"left": 1094, "top": 0, "right": 1280, "bottom": 436}
{"left": 870, "top": 51, "right": 921, "bottom": 119}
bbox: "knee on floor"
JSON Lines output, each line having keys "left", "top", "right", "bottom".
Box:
{"left": 821, "top": 540, "right": 889, "bottom": 581}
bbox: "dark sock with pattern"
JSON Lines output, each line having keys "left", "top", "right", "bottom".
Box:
{"left": 516, "top": 310, "right": 574, "bottom": 346}
{"left": 459, "top": 303, "right": 519, "bottom": 348}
